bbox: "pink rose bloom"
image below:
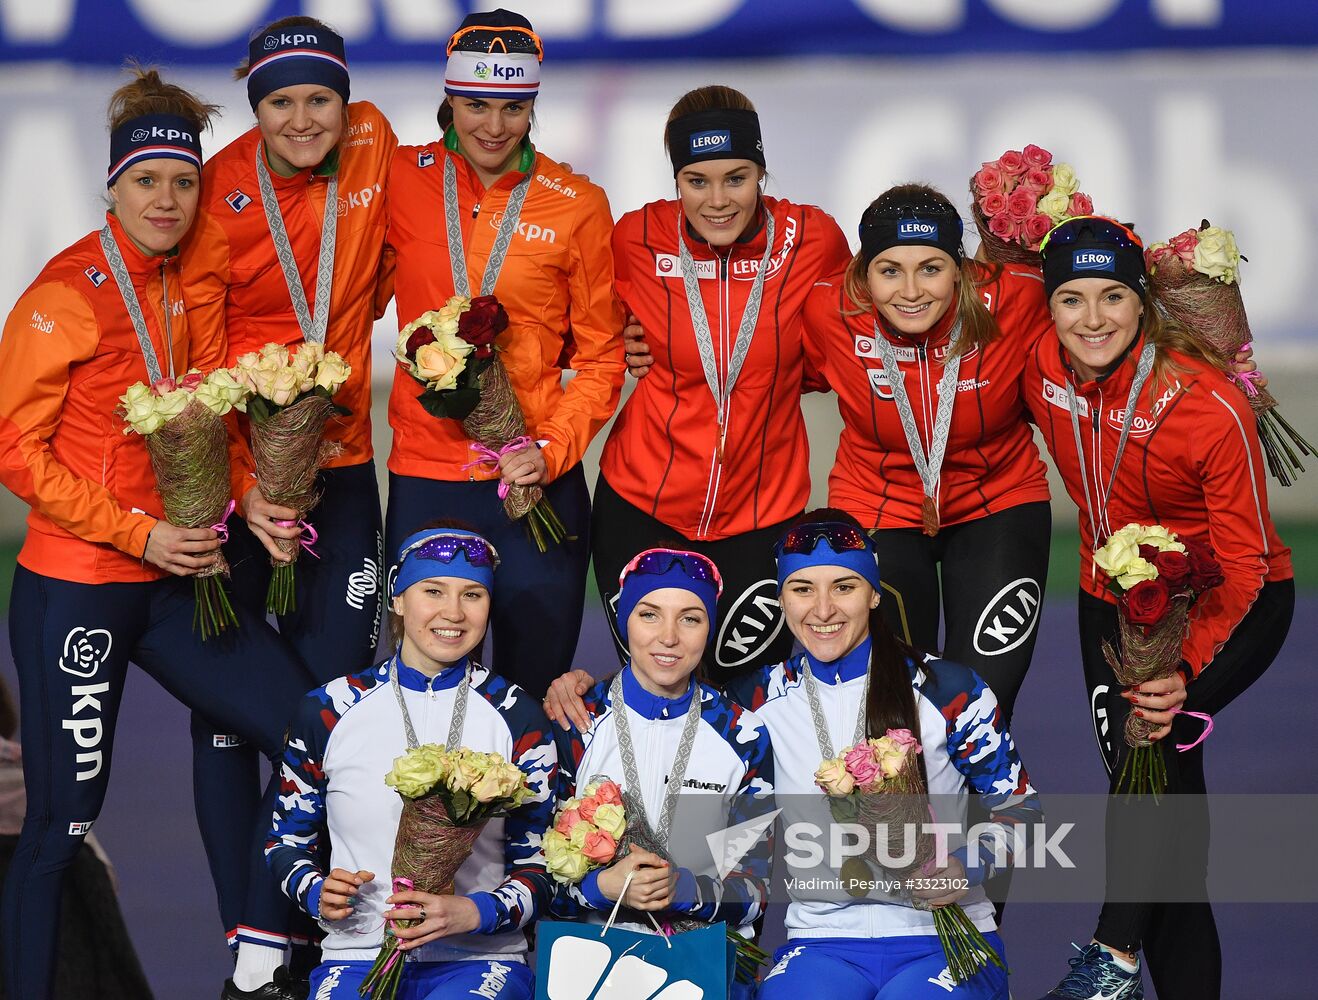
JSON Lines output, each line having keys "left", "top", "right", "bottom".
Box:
{"left": 1025, "top": 167, "right": 1053, "bottom": 192}
{"left": 987, "top": 213, "right": 1017, "bottom": 240}
{"left": 179, "top": 371, "right": 205, "bottom": 391}
{"left": 581, "top": 829, "right": 617, "bottom": 866}
{"left": 1024, "top": 213, "right": 1053, "bottom": 244}
{"left": 843, "top": 743, "right": 881, "bottom": 786}
{"left": 1022, "top": 143, "right": 1053, "bottom": 169}
{"left": 1068, "top": 192, "right": 1094, "bottom": 217}
{"left": 973, "top": 165, "right": 1003, "bottom": 195}
{"left": 980, "top": 192, "right": 1008, "bottom": 217}
{"left": 886, "top": 728, "right": 922, "bottom": 753}
{"left": 1145, "top": 244, "right": 1171, "bottom": 268}
{"left": 578, "top": 796, "right": 599, "bottom": 823}
{"left": 593, "top": 782, "right": 623, "bottom": 806}
{"left": 997, "top": 150, "right": 1027, "bottom": 176}
{"left": 1168, "top": 228, "right": 1199, "bottom": 261}
{"left": 151, "top": 377, "right": 177, "bottom": 396}
{"left": 554, "top": 808, "right": 582, "bottom": 836}
{"left": 1015, "top": 180, "right": 1046, "bottom": 198}
{"left": 1006, "top": 187, "right": 1038, "bottom": 222}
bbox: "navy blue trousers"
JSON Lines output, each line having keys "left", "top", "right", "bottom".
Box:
{"left": 192, "top": 460, "right": 383, "bottom": 959}
{"left": 385, "top": 465, "right": 591, "bottom": 698}
{"left": 2, "top": 566, "right": 315, "bottom": 999}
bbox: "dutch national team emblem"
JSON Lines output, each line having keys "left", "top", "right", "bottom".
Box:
{"left": 225, "top": 188, "right": 252, "bottom": 213}
{"left": 83, "top": 265, "right": 108, "bottom": 288}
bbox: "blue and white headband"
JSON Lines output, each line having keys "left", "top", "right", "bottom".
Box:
{"left": 246, "top": 25, "right": 350, "bottom": 110}
{"left": 444, "top": 49, "right": 540, "bottom": 101}
{"left": 107, "top": 114, "right": 203, "bottom": 188}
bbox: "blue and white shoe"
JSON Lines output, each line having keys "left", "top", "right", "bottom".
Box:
{"left": 1038, "top": 942, "right": 1145, "bottom": 999}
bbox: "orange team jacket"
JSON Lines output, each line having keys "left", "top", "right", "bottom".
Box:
{"left": 182, "top": 101, "right": 397, "bottom": 498}
{"left": 804, "top": 263, "right": 1053, "bottom": 531}
{"left": 0, "top": 213, "right": 222, "bottom": 584}
{"left": 384, "top": 142, "right": 624, "bottom": 482}
{"left": 600, "top": 198, "right": 852, "bottom": 541}
{"left": 1025, "top": 337, "right": 1292, "bottom": 675}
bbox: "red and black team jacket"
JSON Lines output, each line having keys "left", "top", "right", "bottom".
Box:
{"left": 804, "top": 263, "right": 1053, "bottom": 530}
{"left": 601, "top": 197, "right": 852, "bottom": 541}
{"left": 1025, "top": 337, "right": 1292, "bottom": 676}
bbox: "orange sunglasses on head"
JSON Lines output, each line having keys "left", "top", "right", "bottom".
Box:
{"left": 446, "top": 24, "right": 544, "bottom": 61}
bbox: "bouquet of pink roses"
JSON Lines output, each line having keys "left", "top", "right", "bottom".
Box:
{"left": 543, "top": 779, "right": 627, "bottom": 884}
{"left": 1146, "top": 222, "right": 1313, "bottom": 485}
{"left": 816, "top": 729, "right": 1004, "bottom": 984}
{"left": 970, "top": 144, "right": 1094, "bottom": 265}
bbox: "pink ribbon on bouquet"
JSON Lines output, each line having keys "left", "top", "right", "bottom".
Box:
{"left": 461, "top": 435, "right": 536, "bottom": 499}
{"left": 1231, "top": 341, "right": 1264, "bottom": 397}
{"left": 379, "top": 876, "right": 419, "bottom": 975}
{"left": 272, "top": 518, "right": 321, "bottom": 558}
{"left": 1173, "top": 708, "right": 1215, "bottom": 752}
{"left": 210, "top": 499, "right": 236, "bottom": 542}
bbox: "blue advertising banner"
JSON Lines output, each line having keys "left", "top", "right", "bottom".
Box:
{"left": 0, "top": 0, "right": 1314, "bottom": 64}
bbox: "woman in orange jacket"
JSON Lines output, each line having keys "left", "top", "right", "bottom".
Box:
{"left": 382, "top": 9, "right": 625, "bottom": 697}
{"left": 0, "top": 68, "right": 314, "bottom": 1000}
{"left": 594, "top": 84, "right": 852, "bottom": 678}
{"left": 179, "top": 17, "right": 401, "bottom": 995}
{"left": 182, "top": 14, "right": 396, "bottom": 677}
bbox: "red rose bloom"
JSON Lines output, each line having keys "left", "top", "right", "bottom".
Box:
{"left": 1123, "top": 578, "right": 1170, "bottom": 625}
{"left": 1184, "top": 541, "right": 1225, "bottom": 592}
{"left": 1153, "top": 550, "right": 1191, "bottom": 589}
{"left": 1138, "top": 544, "right": 1160, "bottom": 563}
{"left": 459, "top": 295, "right": 510, "bottom": 351}
{"left": 404, "top": 328, "right": 435, "bottom": 358}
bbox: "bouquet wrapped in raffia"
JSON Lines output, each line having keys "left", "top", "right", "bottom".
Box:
{"left": 119, "top": 369, "right": 248, "bottom": 639}
{"left": 395, "top": 295, "right": 567, "bottom": 551}
{"left": 233, "top": 342, "right": 352, "bottom": 613}
{"left": 1146, "top": 222, "right": 1313, "bottom": 485}
{"left": 359, "top": 744, "right": 533, "bottom": 1000}
{"left": 817, "top": 731, "right": 1005, "bottom": 984}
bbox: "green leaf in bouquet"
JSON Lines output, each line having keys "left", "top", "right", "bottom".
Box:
{"left": 417, "top": 386, "right": 481, "bottom": 421}
{"left": 312, "top": 385, "right": 352, "bottom": 417}
{"left": 246, "top": 395, "right": 275, "bottom": 424}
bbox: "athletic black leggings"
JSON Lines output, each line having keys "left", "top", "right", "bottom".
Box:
{"left": 590, "top": 474, "right": 798, "bottom": 682}
{"left": 870, "top": 501, "right": 1051, "bottom": 725}
{"left": 1080, "top": 578, "right": 1295, "bottom": 1000}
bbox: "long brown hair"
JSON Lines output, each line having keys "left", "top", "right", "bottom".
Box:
{"left": 107, "top": 63, "right": 219, "bottom": 134}
{"left": 784, "top": 509, "right": 927, "bottom": 746}
{"left": 843, "top": 183, "right": 999, "bottom": 362}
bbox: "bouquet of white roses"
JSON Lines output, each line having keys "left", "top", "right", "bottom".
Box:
{"left": 360, "top": 744, "right": 532, "bottom": 1000}
{"left": 119, "top": 369, "right": 248, "bottom": 639}
{"left": 1146, "top": 222, "right": 1313, "bottom": 485}
{"left": 231, "top": 341, "right": 352, "bottom": 613}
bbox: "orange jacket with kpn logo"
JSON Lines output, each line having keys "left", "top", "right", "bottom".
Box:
{"left": 804, "top": 263, "right": 1053, "bottom": 531}
{"left": 181, "top": 101, "right": 397, "bottom": 500}
{"left": 599, "top": 197, "right": 852, "bottom": 541}
{"left": 382, "top": 143, "right": 625, "bottom": 483}
{"left": 1025, "top": 337, "right": 1292, "bottom": 676}
{"left": 0, "top": 212, "right": 224, "bottom": 584}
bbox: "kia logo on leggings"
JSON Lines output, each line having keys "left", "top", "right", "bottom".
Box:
{"left": 716, "top": 579, "right": 785, "bottom": 669}
{"left": 972, "top": 578, "right": 1042, "bottom": 656}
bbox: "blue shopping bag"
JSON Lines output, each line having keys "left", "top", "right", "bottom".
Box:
{"left": 535, "top": 919, "right": 736, "bottom": 1000}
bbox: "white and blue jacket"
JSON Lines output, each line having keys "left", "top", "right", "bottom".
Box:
{"left": 728, "top": 640, "right": 1039, "bottom": 940}
{"left": 548, "top": 666, "right": 775, "bottom": 937}
{"left": 265, "top": 657, "right": 557, "bottom": 964}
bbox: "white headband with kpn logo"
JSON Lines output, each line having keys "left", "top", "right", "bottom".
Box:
{"left": 444, "top": 49, "right": 540, "bottom": 101}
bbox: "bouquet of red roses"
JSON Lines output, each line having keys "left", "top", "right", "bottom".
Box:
{"left": 1146, "top": 221, "right": 1313, "bottom": 485}
{"left": 395, "top": 295, "right": 566, "bottom": 551}
{"left": 1093, "top": 523, "right": 1224, "bottom": 798}
{"left": 969, "top": 144, "right": 1094, "bottom": 265}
